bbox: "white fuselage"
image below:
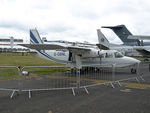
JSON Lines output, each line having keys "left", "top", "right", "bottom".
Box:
{"left": 32, "top": 44, "right": 140, "bottom": 68}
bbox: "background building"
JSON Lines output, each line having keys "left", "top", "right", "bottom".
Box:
{"left": 0, "top": 37, "right": 29, "bottom": 52}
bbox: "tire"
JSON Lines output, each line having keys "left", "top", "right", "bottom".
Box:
{"left": 144, "top": 59, "right": 149, "bottom": 62}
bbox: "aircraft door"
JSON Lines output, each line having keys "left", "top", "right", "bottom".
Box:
{"left": 68, "top": 52, "right": 72, "bottom": 61}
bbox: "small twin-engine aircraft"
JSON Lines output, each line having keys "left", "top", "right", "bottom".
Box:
{"left": 19, "top": 29, "right": 140, "bottom": 69}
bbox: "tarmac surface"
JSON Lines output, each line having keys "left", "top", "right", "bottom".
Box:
{"left": 0, "top": 62, "right": 150, "bottom": 113}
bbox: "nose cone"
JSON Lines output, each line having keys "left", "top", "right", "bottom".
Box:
{"left": 125, "top": 56, "right": 141, "bottom": 65}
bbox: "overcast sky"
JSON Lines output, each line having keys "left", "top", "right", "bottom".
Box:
{"left": 0, "top": 0, "right": 150, "bottom": 44}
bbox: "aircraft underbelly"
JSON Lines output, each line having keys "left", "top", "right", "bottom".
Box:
{"left": 80, "top": 58, "right": 135, "bottom": 67}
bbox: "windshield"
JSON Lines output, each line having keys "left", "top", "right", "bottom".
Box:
{"left": 115, "top": 52, "right": 123, "bottom": 58}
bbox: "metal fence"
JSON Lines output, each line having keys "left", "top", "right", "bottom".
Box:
{"left": 0, "top": 62, "right": 149, "bottom": 99}
{"left": 0, "top": 66, "right": 22, "bottom": 98}
{"left": 21, "top": 66, "right": 78, "bottom": 97}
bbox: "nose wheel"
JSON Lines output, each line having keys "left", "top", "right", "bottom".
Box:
{"left": 131, "top": 68, "right": 136, "bottom": 74}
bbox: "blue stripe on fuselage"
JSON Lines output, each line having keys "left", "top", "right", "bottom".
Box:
{"left": 37, "top": 50, "right": 68, "bottom": 64}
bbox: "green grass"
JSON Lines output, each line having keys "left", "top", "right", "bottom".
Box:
{"left": 0, "top": 69, "right": 18, "bottom": 80}
{"left": 0, "top": 53, "right": 148, "bottom": 80}
{"left": 0, "top": 54, "right": 64, "bottom": 66}
{"left": 0, "top": 53, "right": 66, "bottom": 80}
{"left": 26, "top": 67, "right": 67, "bottom": 75}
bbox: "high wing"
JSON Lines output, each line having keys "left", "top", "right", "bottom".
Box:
{"left": 19, "top": 44, "right": 91, "bottom": 52}
{"left": 19, "top": 43, "right": 92, "bottom": 68}
{"left": 128, "top": 35, "right": 150, "bottom": 40}
{"left": 19, "top": 44, "right": 66, "bottom": 50}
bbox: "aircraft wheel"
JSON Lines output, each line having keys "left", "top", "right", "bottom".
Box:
{"left": 144, "top": 58, "right": 149, "bottom": 62}
{"left": 131, "top": 68, "right": 136, "bottom": 74}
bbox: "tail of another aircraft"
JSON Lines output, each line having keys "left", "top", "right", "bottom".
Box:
{"left": 30, "top": 28, "right": 43, "bottom": 44}
{"left": 102, "top": 25, "right": 140, "bottom": 46}
{"left": 96, "top": 29, "right": 109, "bottom": 50}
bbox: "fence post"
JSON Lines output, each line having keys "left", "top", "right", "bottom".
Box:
{"left": 17, "top": 66, "right": 22, "bottom": 92}
{"left": 112, "top": 64, "right": 116, "bottom": 81}
{"left": 76, "top": 68, "right": 81, "bottom": 88}
{"left": 136, "top": 62, "right": 140, "bottom": 76}
{"left": 149, "top": 63, "right": 150, "bottom": 72}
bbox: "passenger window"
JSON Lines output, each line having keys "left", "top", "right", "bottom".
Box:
{"left": 100, "top": 54, "right": 104, "bottom": 58}
{"left": 105, "top": 53, "right": 113, "bottom": 58}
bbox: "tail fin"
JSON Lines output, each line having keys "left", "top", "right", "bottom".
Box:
{"left": 102, "top": 25, "right": 140, "bottom": 46}
{"left": 96, "top": 29, "right": 109, "bottom": 50}
{"left": 30, "top": 28, "right": 43, "bottom": 44}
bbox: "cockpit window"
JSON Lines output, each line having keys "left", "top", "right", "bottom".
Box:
{"left": 115, "top": 52, "right": 123, "bottom": 58}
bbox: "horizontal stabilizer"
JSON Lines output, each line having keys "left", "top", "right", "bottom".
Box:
{"left": 101, "top": 25, "right": 123, "bottom": 29}
{"left": 128, "top": 35, "right": 150, "bottom": 40}
{"left": 96, "top": 44, "right": 109, "bottom": 50}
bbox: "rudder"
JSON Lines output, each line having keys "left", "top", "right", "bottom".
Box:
{"left": 102, "top": 25, "right": 140, "bottom": 46}
{"left": 97, "top": 29, "right": 109, "bottom": 50}
{"left": 30, "top": 28, "right": 43, "bottom": 44}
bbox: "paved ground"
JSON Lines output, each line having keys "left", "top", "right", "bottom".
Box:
{"left": 0, "top": 62, "right": 150, "bottom": 113}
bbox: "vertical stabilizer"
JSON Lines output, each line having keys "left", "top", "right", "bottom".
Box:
{"left": 97, "top": 29, "right": 109, "bottom": 50}
{"left": 102, "top": 25, "right": 140, "bottom": 46}
{"left": 30, "top": 28, "right": 43, "bottom": 44}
